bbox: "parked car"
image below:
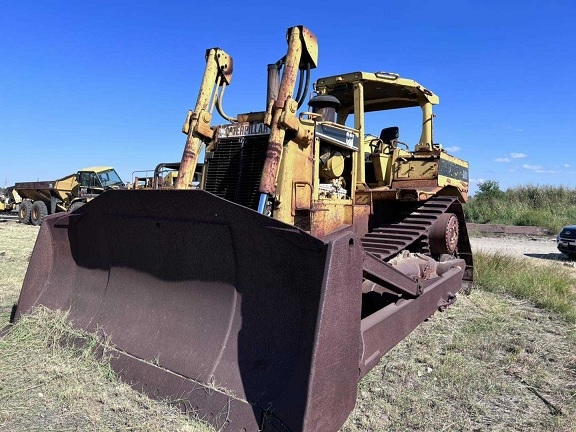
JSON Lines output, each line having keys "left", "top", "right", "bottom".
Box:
{"left": 557, "top": 225, "right": 576, "bottom": 258}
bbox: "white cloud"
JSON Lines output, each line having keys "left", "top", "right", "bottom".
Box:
{"left": 504, "top": 125, "right": 524, "bottom": 132}
{"left": 535, "top": 169, "right": 557, "bottom": 174}
{"left": 510, "top": 152, "right": 527, "bottom": 159}
{"left": 494, "top": 157, "right": 510, "bottom": 163}
{"left": 523, "top": 164, "right": 542, "bottom": 170}
{"left": 565, "top": 164, "right": 570, "bottom": 168}
{"left": 444, "top": 146, "right": 461, "bottom": 153}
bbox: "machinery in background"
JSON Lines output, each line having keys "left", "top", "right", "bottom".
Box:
{"left": 14, "top": 166, "right": 124, "bottom": 225}
{"left": 129, "top": 162, "right": 203, "bottom": 189}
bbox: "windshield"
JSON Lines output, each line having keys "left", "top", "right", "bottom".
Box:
{"left": 98, "top": 169, "right": 124, "bottom": 187}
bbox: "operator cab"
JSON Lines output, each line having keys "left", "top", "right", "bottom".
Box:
{"left": 313, "top": 72, "right": 439, "bottom": 187}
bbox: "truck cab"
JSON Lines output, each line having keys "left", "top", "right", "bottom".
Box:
{"left": 76, "top": 166, "right": 124, "bottom": 197}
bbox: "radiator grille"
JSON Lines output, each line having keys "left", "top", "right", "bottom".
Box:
{"left": 204, "top": 135, "right": 269, "bottom": 211}
{"left": 560, "top": 227, "right": 576, "bottom": 240}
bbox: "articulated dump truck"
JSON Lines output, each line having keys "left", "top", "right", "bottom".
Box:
{"left": 13, "top": 26, "right": 472, "bottom": 431}
{"left": 15, "top": 166, "right": 125, "bottom": 226}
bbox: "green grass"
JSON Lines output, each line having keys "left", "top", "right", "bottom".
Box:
{"left": 464, "top": 184, "right": 576, "bottom": 232}
{"left": 473, "top": 251, "right": 576, "bottom": 322}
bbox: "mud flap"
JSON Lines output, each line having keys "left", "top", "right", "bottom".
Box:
{"left": 14, "top": 190, "right": 364, "bottom": 432}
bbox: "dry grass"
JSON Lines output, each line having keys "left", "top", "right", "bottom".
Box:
{"left": 1, "top": 221, "right": 576, "bottom": 431}
{"left": 0, "top": 307, "right": 213, "bottom": 432}
{"left": 343, "top": 292, "right": 576, "bottom": 431}
{"left": 0, "top": 222, "right": 39, "bottom": 323}
{"left": 0, "top": 222, "right": 213, "bottom": 431}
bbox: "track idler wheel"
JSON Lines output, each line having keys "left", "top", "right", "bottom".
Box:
{"left": 429, "top": 213, "right": 459, "bottom": 255}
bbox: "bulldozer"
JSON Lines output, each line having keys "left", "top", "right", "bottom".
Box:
{"left": 12, "top": 26, "right": 472, "bottom": 431}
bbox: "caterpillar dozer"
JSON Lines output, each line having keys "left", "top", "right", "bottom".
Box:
{"left": 12, "top": 26, "right": 472, "bottom": 432}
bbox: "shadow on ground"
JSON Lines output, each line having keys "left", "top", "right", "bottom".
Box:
{"left": 524, "top": 252, "right": 574, "bottom": 263}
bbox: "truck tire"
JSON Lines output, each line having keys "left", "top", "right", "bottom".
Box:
{"left": 68, "top": 201, "right": 85, "bottom": 213}
{"left": 18, "top": 201, "right": 32, "bottom": 225}
{"left": 31, "top": 201, "right": 48, "bottom": 226}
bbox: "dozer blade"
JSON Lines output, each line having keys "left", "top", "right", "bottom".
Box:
{"left": 14, "top": 189, "right": 365, "bottom": 432}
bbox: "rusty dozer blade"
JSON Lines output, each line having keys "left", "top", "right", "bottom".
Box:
{"left": 14, "top": 189, "right": 365, "bottom": 432}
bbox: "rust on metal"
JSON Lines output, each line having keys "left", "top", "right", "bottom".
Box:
{"left": 176, "top": 48, "right": 233, "bottom": 190}
{"left": 13, "top": 189, "right": 473, "bottom": 431}
{"left": 359, "top": 261, "right": 464, "bottom": 377}
{"left": 362, "top": 196, "right": 473, "bottom": 282}
{"left": 363, "top": 253, "right": 420, "bottom": 297}
{"left": 14, "top": 190, "right": 364, "bottom": 432}
{"left": 260, "top": 27, "right": 305, "bottom": 195}
{"left": 429, "top": 213, "right": 459, "bottom": 255}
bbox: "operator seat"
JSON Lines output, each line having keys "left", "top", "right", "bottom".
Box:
{"left": 364, "top": 126, "right": 401, "bottom": 186}
{"left": 379, "top": 126, "right": 399, "bottom": 147}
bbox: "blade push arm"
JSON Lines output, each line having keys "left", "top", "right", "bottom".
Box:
{"left": 258, "top": 25, "right": 318, "bottom": 213}
{"left": 175, "top": 48, "right": 233, "bottom": 189}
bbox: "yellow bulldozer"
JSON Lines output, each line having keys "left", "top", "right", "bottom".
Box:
{"left": 13, "top": 26, "right": 472, "bottom": 431}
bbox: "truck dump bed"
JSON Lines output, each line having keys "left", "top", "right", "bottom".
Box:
{"left": 15, "top": 171, "right": 76, "bottom": 202}
{"left": 15, "top": 181, "right": 57, "bottom": 202}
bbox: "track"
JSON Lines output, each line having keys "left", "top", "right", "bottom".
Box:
{"left": 361, "top": 196, "right": 473, "bottom": 281}
{"left": 357, "top": 196, "right": 474, "bottom": 376}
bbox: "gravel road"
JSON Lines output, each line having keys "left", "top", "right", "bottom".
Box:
{"left": 469, "top": 234, "right": 576, "bottom": 271}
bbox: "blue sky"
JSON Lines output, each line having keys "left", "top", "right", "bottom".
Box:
{"left": 1, "top": 1, "right": 574, "bottom": 195}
